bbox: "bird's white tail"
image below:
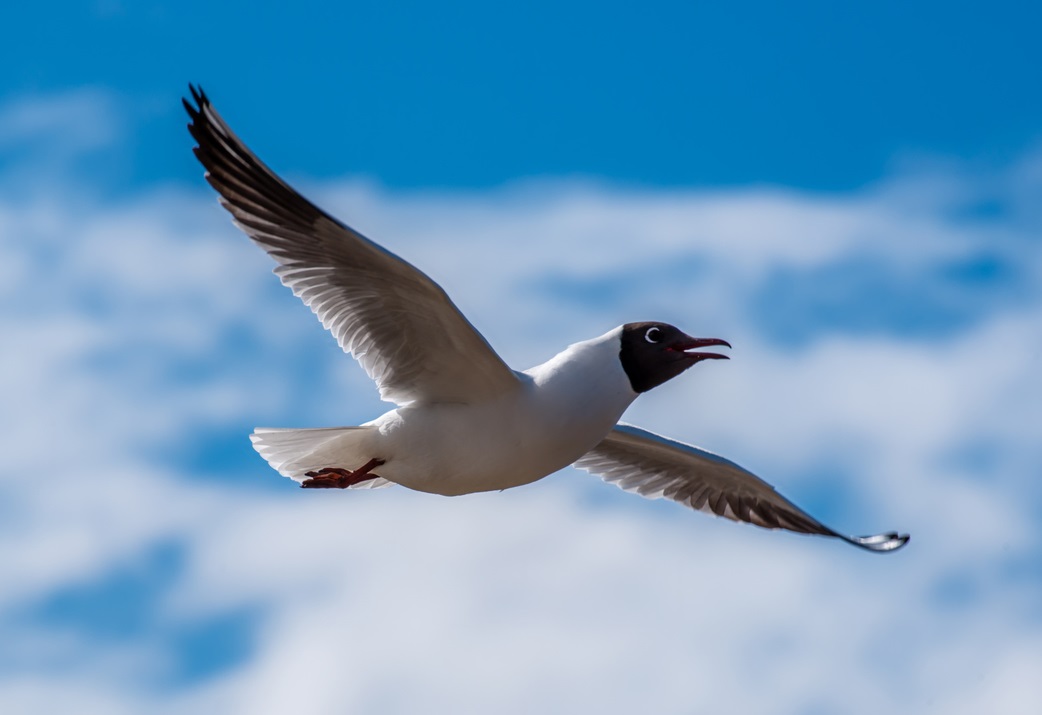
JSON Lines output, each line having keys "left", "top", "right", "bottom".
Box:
{"left": 250, "top": 426, "right": 394, "bottom": 488}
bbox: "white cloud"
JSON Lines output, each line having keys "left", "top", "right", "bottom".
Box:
{"left": 1, "top": 91, "right": 1040, "bottom": 714}
{"left": 0, "top": 88, "right": 118, "bottom": 149}
{"left": 0, "top": 89, "right": 124, "bottom": 187}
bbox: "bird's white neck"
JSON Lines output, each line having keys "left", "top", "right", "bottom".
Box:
{"left": 523, "top": 326, "right": 638, "bottom": 418}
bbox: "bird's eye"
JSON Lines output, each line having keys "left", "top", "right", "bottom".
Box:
{"left": 645, "top": 326, "right": 662, "bottom": 344}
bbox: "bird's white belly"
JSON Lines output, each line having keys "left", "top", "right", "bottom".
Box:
{"left": 368, "top": 394, "right": 627, "bottom": 496}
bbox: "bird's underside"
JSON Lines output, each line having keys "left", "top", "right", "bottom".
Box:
{"left": 255, "top": 420, "right": 908, "bottom": 554}
{"left": 185, "top": 85, "right": 910, "bottom": 554}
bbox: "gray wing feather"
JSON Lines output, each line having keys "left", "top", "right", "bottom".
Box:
{"left": 574, "top": 423, "right": 909, "bottom": 553}
{"left": 184, "top": 86, "right": 519, "bottom": 405}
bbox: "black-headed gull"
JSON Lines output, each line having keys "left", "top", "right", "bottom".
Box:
{"left": 184, "top": 86, "right": 908, "bottom": 553}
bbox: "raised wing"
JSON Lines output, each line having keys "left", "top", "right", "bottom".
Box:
{"left": 184, "top": 85, "right": 520, "bottom": 405}
{"left": 573, "top": 424, "right": 909, "bottom": 553}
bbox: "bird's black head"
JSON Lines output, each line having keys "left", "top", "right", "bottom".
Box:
{"left": 619, "top": 322, "right": 731, "bottom": 393}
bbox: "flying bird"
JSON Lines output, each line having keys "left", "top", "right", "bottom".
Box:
{"left": 184, "top": 85, "right": 909, "bottom": 553}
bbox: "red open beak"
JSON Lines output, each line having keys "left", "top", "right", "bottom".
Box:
{"left": 669, "top": 335, "right": 731, "bottom": 363}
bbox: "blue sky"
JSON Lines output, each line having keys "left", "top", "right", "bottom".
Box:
{"left": 5, "top": 1, "right": 1042, "bottom": 190}
{"left": 2, "top": 2, "right": 1041, "bottom": 714}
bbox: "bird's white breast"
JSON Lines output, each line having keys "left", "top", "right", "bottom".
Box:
{"left": 368, "top": 327, "right": 638, "bottom": 495}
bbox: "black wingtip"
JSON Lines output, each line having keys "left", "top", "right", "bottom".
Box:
{"left": 842, "top": 531, "right": 910, "bottom": 553}
{"left": 188, "top": 83, "right": 206, "bottom": 106}
{"left": 183, "top": 84, "right": 209, "bottom": 120}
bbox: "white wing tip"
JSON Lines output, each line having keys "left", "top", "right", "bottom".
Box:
{"left": 841, "top": 531, "right": 910, "bottom": 553}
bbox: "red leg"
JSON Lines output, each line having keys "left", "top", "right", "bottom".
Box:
{"left": 301, "top": 458, "right": 385, "bottom": 489}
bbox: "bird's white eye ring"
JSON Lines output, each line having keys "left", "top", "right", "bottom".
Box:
{"left": 645, "top": 326, "right": 662, "bottom": 344}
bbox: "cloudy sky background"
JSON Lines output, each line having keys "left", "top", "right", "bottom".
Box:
{"left": 3, "top": 2, "right": 1041, "bottom": 713}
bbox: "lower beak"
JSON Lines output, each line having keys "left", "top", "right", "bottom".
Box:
{"left": 671, "top": 336, "right": 731, "bottom": 363}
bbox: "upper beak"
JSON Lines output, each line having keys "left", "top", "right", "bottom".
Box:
{"left": 669, "top": 335, "right": 731, "bottom": 363}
